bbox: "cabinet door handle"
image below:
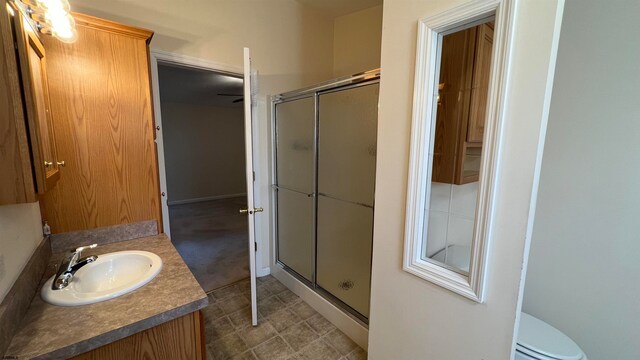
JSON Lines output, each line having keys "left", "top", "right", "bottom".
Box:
{"left": 44, "top": 161, "right": 53, "bottom": 167}
{"left": 57, "top": 161, "right": 65, "bottom": 167}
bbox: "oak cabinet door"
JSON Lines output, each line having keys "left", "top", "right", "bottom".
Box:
{"left": 14, "top": 12, "right": 60, "bottom": 194}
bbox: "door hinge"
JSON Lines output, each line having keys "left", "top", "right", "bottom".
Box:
{"left": 254, "top": 242, "right": 257, "bottom": 252}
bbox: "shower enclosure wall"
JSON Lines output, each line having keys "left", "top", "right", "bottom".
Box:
{"left": 272, "top": 70, "right": 379, "bottom": 323}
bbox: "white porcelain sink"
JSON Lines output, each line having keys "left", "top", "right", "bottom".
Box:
{"left": 41, "top": 250, "right": 162, "bottom": 306}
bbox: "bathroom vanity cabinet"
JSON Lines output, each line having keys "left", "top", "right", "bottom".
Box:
{"left": 432, "top": 22, "right": 494, "bottom": 185}
{"left": 0, "top": 0, "right": 60, "bottom": 204}
{"left": 71, "top": 311, "right": 206, "bottom": 360}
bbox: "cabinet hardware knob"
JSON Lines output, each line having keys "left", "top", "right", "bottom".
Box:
{"left": 44, "top": 161, "right": 53, "bottom": 167}
{"left": 57, "top": 161, "right": 65, "bottom": 167}
{"left": 254, "top": 207, "right": 264, "bottom": 213}
{"left": 239, "top": 208, "right": 248, "bottom": 214}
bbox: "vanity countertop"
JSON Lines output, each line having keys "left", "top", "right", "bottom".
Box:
{"left": 3, "top": 234, "right": 208, "bottom": 360}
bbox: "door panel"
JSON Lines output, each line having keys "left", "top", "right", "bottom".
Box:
{"left": 242, "top": 47, "right": 258, "bottom": 326}
{"left": 275, "top": 97, "right": 315, "bottom": 193}
{"left": 316, "top": 195, "right": 373, "bottom": 318}
{"left": 276, "top": 188, "right": 314, "bottom": 281}
{"left": 318, "top": 84, "right": 379, "bottom": 207}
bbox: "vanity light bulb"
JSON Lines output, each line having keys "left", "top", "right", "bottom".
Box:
{"left": 36, "top": 0, "right": 70, "bottom": 13}
{"left": 51, "top": 14, "right": 77, "bottom": 43}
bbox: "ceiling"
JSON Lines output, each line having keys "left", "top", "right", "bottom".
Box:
{"left": 158, "top": 63, "right": 244, "bottom": 107}
{"left": 295, "top": 0, "right": 382, "bottom": 17}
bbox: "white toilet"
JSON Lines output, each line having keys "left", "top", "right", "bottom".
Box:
{"left": 515, "top": 312, "right": 588, "bottom": 360}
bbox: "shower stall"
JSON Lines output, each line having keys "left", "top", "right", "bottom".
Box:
{"left": 271, "top": 70, "right": 379, "bottom": 323}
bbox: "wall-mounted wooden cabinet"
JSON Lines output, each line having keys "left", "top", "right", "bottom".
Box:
{"left": 13, "top": 7, "right": 61, "bottom": 193}
{"left": 0, "top": 0, "right": 60, "bottom": 205}
{"left": 432, "top": 22, "right": 494, "bottom": 185}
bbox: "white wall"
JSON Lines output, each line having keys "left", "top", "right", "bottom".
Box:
{"left": 522, "top": 1, "right": 640, "bottom": 359}
{"left": 333, "top": 5, "right": 383, "bottom": 77}
{"left": 0, "top": 202, "right": 42, "bottom": 301}
{"left": 162, "top": 102, "right": 246, "bottom": 203}
{"left": 367, "top": 0, "right": 564, "bottom": 358}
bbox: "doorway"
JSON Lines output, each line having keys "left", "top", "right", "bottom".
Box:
{"left": 155, "top": 60, "right": 249, "bottom": 292}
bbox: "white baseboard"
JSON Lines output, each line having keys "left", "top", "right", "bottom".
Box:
{"left": 168, "top": 193, "right": 246, "bottom": 206}
{"left": 257, "top": 266, "right": 271, "bottom": 277}
{"left": 271, "top": 265, "right": 369, "bottom": 350}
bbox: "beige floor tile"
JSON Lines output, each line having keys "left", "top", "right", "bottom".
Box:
{"left": 220, "top": 294, "right": 250, "bottom": 314}
{"left": 276, "top": 289, "right": 300, "bottom": 305}
{"left": 290, "top": 301, "right": 318, "bottom": 320}
{"left": 206, "top": 316, "right": 236, "bottom": 341}
{"left": 253, "top": 336, "right": 295, "bottom": 360}
{"left": 324, "top": 329, "right": 358, "bottom": 356}
{"left": 238, "top": 321, "right": 278, "bottom": 348}
{"left": 231, "top": 350, "right": 257, "bottom": 360}
{"left": 280, "top": 322, "right": 319, "bottom": 351}
{"left": 258, "top": 295, "right": 285, "bottom": 317}
{"left": 263, "top": 279, "right": 288, "bottom": 294}
{"left": 208, "top": 333, "right": 249, "bottom": 360}
{"left": 296, "top": 340, "right": 341, "bottom": 360}
{"left": 346, "top": 347, "right": 368, "bottom": 360}
{"left": 267, "top": 309, "right": 303, "bottom": 332}
{"left": 305, "top": 313, "right": 336, "bottom": 336}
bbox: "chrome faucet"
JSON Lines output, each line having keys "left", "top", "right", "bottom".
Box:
{"left": 52, "top": 244, "right": 99, "bottom": 290}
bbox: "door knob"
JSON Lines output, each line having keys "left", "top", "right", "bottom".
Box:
{"left": 239, "top": 207, "right": 263, "bottom": 215}
{"left": 44, "top": 161, "right": 53, "bottom": 167}
{"left": 57, "top": 161, "right": 65, "bottom": 167}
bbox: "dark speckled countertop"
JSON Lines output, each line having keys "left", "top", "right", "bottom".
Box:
{"left": 4, "top": 234, "right": 208, "bottom": 360}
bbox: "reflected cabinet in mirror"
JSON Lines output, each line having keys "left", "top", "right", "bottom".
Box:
{"left": 404, "top": 1, "right": 514, "bottom": 302}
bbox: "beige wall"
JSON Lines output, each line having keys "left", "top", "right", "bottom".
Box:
{"left": 70, "top": 0, "right": 336, "bottom": 95}
{"left": 0, "top": 202, "right": 42, "bottom": 301}
{"left": 162, "top": 102, "right": 246, "bottom": 203}
{"left": 333, "top": 5, "right": 383, "bottom": 77}
{"left": 368, "top": 0, "right": 564, "bottom": 358}
{"left": 522, "top": 0, "right": 640, "bottom": 359}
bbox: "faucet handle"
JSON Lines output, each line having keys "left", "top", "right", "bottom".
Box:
{"left": 74, "top": 243, "right": 98, "bottom": 253}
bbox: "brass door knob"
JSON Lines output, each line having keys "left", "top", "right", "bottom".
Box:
{"left": 44, "top": 161, "right": 53, "bottom": 167}
{"left": 254, "top": 207, "right": 264, "bottom": 213}
{"left": 239, "top": 208, "right": 249, "bottom": 214}
{"left": 57, "top": 161, "right": 65, "bottom": 167}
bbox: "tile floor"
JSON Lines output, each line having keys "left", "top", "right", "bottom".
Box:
{"left": 203, "top": 275, "right": 367, "bottom": 360}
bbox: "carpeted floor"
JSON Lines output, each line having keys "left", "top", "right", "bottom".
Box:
{"left": 169, "top": 197, "right": 249, "bottom": 292}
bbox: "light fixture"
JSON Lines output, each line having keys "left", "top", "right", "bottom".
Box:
{"left": 17, "top": 0, "right": 77, "bottom": 43}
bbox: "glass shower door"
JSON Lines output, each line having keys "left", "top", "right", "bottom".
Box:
{"left": 316, "top": 83, "right": 379, "bottom": 318}
{"left": 274, "top": 97, "right": 315, "bottom": 281}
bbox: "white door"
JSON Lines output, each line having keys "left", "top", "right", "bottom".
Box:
{"left": 242, "top": 47, "right": 260, "bottom": 326}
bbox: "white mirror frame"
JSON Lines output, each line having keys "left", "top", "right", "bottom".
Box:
{"left": 403, "top": 0, "right": 514, "bottom": 302}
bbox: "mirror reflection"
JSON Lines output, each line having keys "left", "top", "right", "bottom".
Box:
{"left": 422, "top": 18, "right": 495, "bottom": 274}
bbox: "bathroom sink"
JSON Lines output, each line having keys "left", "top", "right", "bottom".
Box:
{"left": 41, "top": 250, "right": 162, "bottom": 306}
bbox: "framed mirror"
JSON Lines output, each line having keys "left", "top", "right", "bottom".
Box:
{"left": 403, "top": 0, "right": 513, "bottom": 302}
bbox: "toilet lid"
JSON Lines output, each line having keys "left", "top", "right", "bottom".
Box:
{"left": 517, "top": 313, "right": 583, "bottom": 360}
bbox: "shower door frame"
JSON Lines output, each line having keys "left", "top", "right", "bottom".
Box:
{"left": 270, "top": 69, "right": 380, "bottom": 325}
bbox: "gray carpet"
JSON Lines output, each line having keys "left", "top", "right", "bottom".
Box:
{"left": 169, "top": 197, "right": 249, "bottom": 292}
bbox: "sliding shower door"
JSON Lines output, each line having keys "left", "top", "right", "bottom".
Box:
{"left": 274, "top": 74, "right": 379, "bottom": 322}
{"left": 274, "top": 97, "right": 315, "bottom": 281}
{"left": 316, "top": 83, "right": 379, "bottom": 319}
